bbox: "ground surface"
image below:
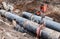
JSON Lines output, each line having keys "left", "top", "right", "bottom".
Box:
{"left": 0, "top": 0, "right": 60, "bottom": 39}
{"left": 0, "top": 16, "right": 36, "bottom": 39}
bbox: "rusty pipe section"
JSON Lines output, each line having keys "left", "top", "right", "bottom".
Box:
{"left": 0, "top": 10, "right": 60, "bottom": 39}
{"left": 22, "top": 12, "right": 60, "bottom": 32}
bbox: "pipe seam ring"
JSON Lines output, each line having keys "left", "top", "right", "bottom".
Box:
{"left": 36, "top": 24, "right": 45, "bottom": 38}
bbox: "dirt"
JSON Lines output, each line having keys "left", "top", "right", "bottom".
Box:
{"left": 0, "top": 0, "right": 60, "bottom": 39}
{"left": 0, "top": 15, "right": 37, "bottom": 39}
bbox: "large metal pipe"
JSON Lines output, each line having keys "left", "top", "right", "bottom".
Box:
{"left": 22, "top": 12, "right": 60, "bottom": 32}
{"left": 0, "top": 10, "right": 60, "bottom": 39}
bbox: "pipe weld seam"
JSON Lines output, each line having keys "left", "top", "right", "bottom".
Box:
{"left": 36, "top": 24, "right": 45, "bottom": 38}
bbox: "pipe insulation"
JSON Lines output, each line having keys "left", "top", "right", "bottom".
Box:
{"left": 0, "top": 10, "right": 60, "bottom": 39}
{"left": 22, "top": 12, "right": 60, "bottom": 32}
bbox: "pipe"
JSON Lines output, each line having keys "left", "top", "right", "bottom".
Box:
{"left": 0, "top": 10, "right": 60, "bottom": 39}
{"left": 22, "top": 12, "right": 60, "bottom": 32}
{"left": 22, "top": 12, "right": 53, "bottom": 21}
